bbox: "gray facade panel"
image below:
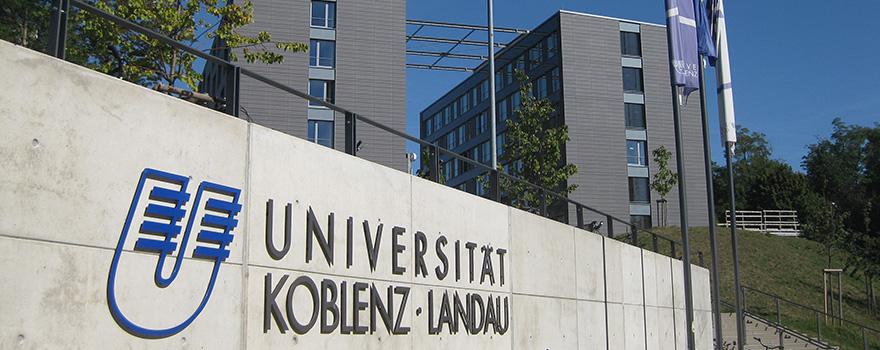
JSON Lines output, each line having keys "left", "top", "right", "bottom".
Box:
{"left": 641, "top": 25, "right": 709, "bottom": 227}
{"left": 335, "top": 0, "right": 407, "bottom": 170}
{"left": 235, "top": 0, "right": 406, "bottom": 171}
{"left": 559, "top": 12, "right": 630, "bottom": 227}
{"left": 236, "top": 0, "right": 311, "bottom": 140}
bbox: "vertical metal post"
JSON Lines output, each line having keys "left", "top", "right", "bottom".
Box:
{"left": 344, "top": 112, "right": 357, "bottom": 156}
{"left": 489, "top": 169, "right": 500, "bottom": 202}
{"left": 671, "top": 242, "right": 677, "bottom": 259}
{"left": 775, "top": 297, "right": 783, "bottom": 347}
{"left": 606, "top": 215, "right": 614, "bottom": 237}
{"left": 664, "top": 24, "right": 696, "bottom": 346}
{"left": 48, "top": 0, "right": 70, "bottom": 59}
{"left": 839, "top": 273, "right": 844, "bottom": 324}
{"left": 487, "top": 0, "right": 498, "bottom": 170}
{"left": 430, "top": 145, "right": 441, "bottom": 183}
{"left": 698, "top": 252, "right": 704, "bottom": 267}
{"left": 652, "top": 234, "right": 659, "bottom": 253}
{"left": 863, "top": 328, "right": 868, "bottom": 350}
{"left": 816, "top": 311, "right": 822, "bottom": 341}
{"left": 576, "top": 205, "right": 584, "bottom": 229}
{"left": 698, "top": 58, "right": 725, "bottom": 350}
{"left": 224, "top": 66, "right": 240, "bottom": 117}
{"left": 541, "top": 189, "right": 548, "bottom": 217}
{"left": 726, "top": 146, "right": 746, "bottom": 350}
{"left": 631, "top": 227, "right": 638, "bottom": 247}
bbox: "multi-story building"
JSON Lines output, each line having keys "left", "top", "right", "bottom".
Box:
{"left": 419, "top": 10, "right": 709, "bottom": 228}
{"left": 204, "top": 0, "right": 407, "bottom": 170}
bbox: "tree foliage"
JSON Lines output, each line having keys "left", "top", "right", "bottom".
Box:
{"left": 651, "top": 145, "right": 677, "bottom": 227}
{"left": 0, "top": 0, "right": 306, "bottom": 90}
{"left": 500, "top": 70, "right": 577, "bottom": 215}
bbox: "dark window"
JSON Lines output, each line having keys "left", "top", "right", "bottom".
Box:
{"left": 546, "top": 33, "right": 558, "bottom": 59}
{"left": 311, "top": 1, "right": 336, "bottom": 28}
{"left": 628, "top": 177, "right": 651, "bottom": 203}
{"left": 630, "top": 215, "right": 652, "bottom": 229}
{"left": 308, "top": 120, "right": 334, "bottom": 147}
{"left": 308, "top": 79, "right": 334, "bottom": 106}
{"left": 625, "top": 103, "right": 646, "bottom": 129}
{"left": 623, "top": 67, "right": 643, "bottom": 92}
{"left": 550, "top": 68, "right": 561, "bottom": 93}
{"left": 309, "top": 40, "right": 335, "bottom": 68}
{"left": 620, "top": 31, "right": 642, "bottom": 57}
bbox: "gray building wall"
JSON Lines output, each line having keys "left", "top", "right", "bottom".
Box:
{"left": 640, "top": 24, "right": 709, "bottom": 227}
{"left": 558, "top": 12, "right": 630, "bottom": 228}
{"left": 234, "top": 0, "right": 407, "bottom": 171}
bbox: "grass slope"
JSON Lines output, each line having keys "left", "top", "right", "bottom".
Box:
{"left": 636, "top": 227, "right": 880, "bottom": 350}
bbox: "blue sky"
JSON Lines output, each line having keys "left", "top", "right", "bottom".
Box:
{"left": 404, "top": 0, "right": 880, "bottom": 170}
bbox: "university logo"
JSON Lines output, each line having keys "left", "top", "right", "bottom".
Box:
{"left": 107, "top": 168, "right": 242, "bottom": 338}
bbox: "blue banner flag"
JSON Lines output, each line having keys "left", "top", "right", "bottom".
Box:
{"left": 695, "top": 0, "right": 716, "bottom": 60}
{"left": 665, "top": 0, "right": 700, "bottom": 98}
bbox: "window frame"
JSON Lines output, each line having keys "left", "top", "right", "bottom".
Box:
{"left": 309, "top": 39, "right": 336, "bottom": 68}
{"left": 307, "top": 119, "right": 334, "bottom": 147}
{"left": 620, "top": 31, "right": 642, "bottom": 57}
{"left": 308, "top": 79, "right": 335, "bottom": 107}
{"left": 627, "top": 139, "right": 648, "bottom": 166}
{"left": 310, "top": 1, "right": 337, "bottom": 29}
{"left": 622, "top": 67, "right": 644, "bottom": 93}
{"left": 624, "top": 103, "right": 647, "bottom": 130}
{"left": 628, "top": 177, "right": 651, "bottom": 203}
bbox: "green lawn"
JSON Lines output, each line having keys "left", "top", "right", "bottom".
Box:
{"left": 630, "top": 227, "right": 880, "bottom": 350}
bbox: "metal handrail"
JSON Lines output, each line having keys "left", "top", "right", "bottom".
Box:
{"left": 742, "top": 285, "right": 880, "bottom": 335}
{"left": 719, "top": 300, "right": 835, "bottom": 350}
{"left": 47, "top": 0, "right": 704, "bottom": 265}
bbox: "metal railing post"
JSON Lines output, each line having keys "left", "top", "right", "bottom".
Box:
{"left": 671, "top": 242, "right": 677, "bottom": 259}
{"left": 862, "top": 327, "right": 868, "bottom": 350}
{"left": 631, "top": 227, "right": 638, "bottom": 247}
{"left": 48, "top": 0, "right": 70, "bottom": 59}
{"left": 652, "top": 234, "right": 659, "bottom": 253}
{"left": 224, "top": 65, "right": 240, "bottom": 117}
{"left": 606, "top": 215, "right": 614, "bottom": 237}
{"left": 541, "top": 189, "right": 548, "bottom": 217}
{"left": 430, "top": 144, "right": 441, "bottom": 183}
{"left": 489, "top": 169, "right": 500, "bottom": 202}
{"left": 576, "top": 205, "right": 584, "bottom": 229}
{"left": 775, "top": 297, "right": 783, "bottom": 347}
{"left": 698, "top": 252, "right": 704, "bottom": 267}
{"left": 344, "top": 112, "right": 357, "bottom": 156}
{"left": 816, "top": 311, "right": 822, "bottom": 342}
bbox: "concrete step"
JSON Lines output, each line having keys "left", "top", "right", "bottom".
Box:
{"left": 719, "top": 313, "right": 834, "bottom": 350}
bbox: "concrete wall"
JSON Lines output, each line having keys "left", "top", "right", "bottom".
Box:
{"left": 0, "top": 41, "right": 711, "bottom": 349}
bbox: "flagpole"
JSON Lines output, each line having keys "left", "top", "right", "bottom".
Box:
{"left": 487, "top": 0, "right": 498, "bottom": 170}
{"left": 664, "top": 30, "right": 697, "bottom": 350}
{"left": 726, "top": 143, "right": 745, "bottom": 349}
{"left": 697, "top": 58, "right": 724, "bottom": 350}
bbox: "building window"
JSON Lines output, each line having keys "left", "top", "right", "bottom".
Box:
{"left": 497, "top": 132, "right": 506, "bottom": 157}
{"left": 550, "top": 68, "right": 561, "bottom": 93}
{"left": 309, "top": 39, "right": 335, "bottom": 68}
{"left": 476, "top": 112, "right": 488, "bottom": 135}
{"left": 481, "top": 141, "right": 491, "bottom": 165}
{"left": 308, "top": 79, "right": 334, "bottom": 107}
{"left": 620, "top": 31, "right": 641, "bottom": 57}
{"left": 460, "top": 94, "right": 470, "bottom": 114}
{"left": 546, "top": 33, "right": 558, "bottom": 59}
{"left": 480, "top": 80, "right": 490, "bottom": 101}
{"left": 504, "top": 64, "right": 514, "bottom": 86}
{"left": 511, "top": 91, "right": 521, "bottom": 115}
{"left": 528, "top": 41, "right": 544, "bottom": 70}
{"left": 497, "top": 97, "right": 509, "bottom": 124}
{"left": 622, "top": 67, "right": 643, "bottom": 93}
{"left": 627, "top": 140, "right": 648, "bottom": 166}
{"left": 625, "top": 103, "right": 646, "bottom": 129}
{"left": 457, "top": 125, "right": 466, "bottom": 145}
{"left": 628, "top": 177, "right": 651, "bottom": 203}
{"left": 515, "top": 55, "right": 526, "bottom": 73}
{"left": 311, "top": 1, "right": 336, "bottom": 29}
{"left": 308, "top": 120, "right": 334, "bottom": 147}
{"left": 535, "top": 75, "right": 548, "bottom": 99}
{"left": 425, "top": 116, "right": 433, "bottom": 137}
{"left": 630, "top": 215, "right": 652, "bottom": 229}
{"left": 446, "top": 132, "right": 457, "bottom": 149}
{"left": 444, "top": 105, "right": 453, "bottom": 125}
{"left": 433, "top": 112, "right": 442, "bottom": 131}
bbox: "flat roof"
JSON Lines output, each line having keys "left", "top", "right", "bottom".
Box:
{"left": 558, "top": 9, "right": 665, "bottom": 28}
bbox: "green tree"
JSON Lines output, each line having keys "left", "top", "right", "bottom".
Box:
{"left": 650, "top": 145, "right": 677, "bottom": 227}
{"left": 0, "top": 0, "right": 51, "bottom": 49}
{"left": 1, "top": 0, "right": 307, "bottom": 90}
{"left": 500, "top": 70, "right": 577, "bottom": 216}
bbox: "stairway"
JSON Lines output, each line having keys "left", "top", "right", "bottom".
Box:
{"left": 719, "top": 313, "right": 835, "bottom": 350}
